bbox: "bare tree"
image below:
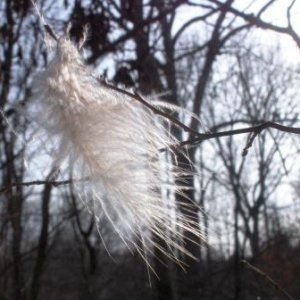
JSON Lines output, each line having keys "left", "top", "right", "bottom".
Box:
{"left": 1, "top": 1, "right": 300, "bottom": 300}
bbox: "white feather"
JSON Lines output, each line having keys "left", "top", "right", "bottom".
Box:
{"left": 30, "top": 36, "right": 203, "bottom": 262}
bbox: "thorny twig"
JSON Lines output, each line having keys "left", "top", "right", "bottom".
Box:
{"left": 241, "top": 260, "right": 295, "bottom": 300}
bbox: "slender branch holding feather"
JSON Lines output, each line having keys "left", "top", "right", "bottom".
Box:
{"left": 100, "top": 79, "right": 201, "bottom": 136}
{"left": 25, "top": 7, "right": 205, "bottom": 264}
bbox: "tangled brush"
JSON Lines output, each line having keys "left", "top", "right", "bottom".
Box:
{"left": 30, "top": 27, "right": 203, "bottom": 266}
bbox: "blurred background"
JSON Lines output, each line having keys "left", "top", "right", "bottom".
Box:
{"left": 0, "top": 0, "right": 300, "bottom": 299}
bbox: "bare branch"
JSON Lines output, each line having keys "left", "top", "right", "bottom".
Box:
{"left": 172, "top": 9, "right": 219, "bottom": 46}
{"left": 209, "top": 0, "right": 300, "bottom": 49}
{"left": 0, "top": 179, "right": 74, "bottom": 194}
{"left": 242, "top": 131, "right": 260, "bottom": 157}
{"left": 241, "top": 260, "right": 295, "bottom": 300}
{"left": 178, "top": 121, "right": 300, "bottom": 148}
{"left": 44, "top": 24, "right": 59, "bottom": 41}
{"left": 257, "top": 0, "right": 277, "bottom": 17}
{"left": 287, "top": 0, "right": 296, "bottom": 30}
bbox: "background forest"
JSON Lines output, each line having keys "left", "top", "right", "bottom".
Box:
{"left": 1, "top": 0, "right": 300, "bottom": 299}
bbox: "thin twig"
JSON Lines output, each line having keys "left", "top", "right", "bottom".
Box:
{"left": 0, "top": 175, "right": 91, "bottom": 193}
{"left": 241, "top": 260, "right": 295, "bottom": 300}
{"left": 30, "top": 0, "right": 59, "bottom": 41}
{"left": 44, "top": 24, "right": 59, "bottom": 41}
{"left": 209, "top": 0, "right": 300, "bottom": 49}
{"left": 0, "top": 179, "right": 74, "bottom": 194}
{"left": 287, "top": 0, "right": 297, "bottom": 30}
{"left": 178, "top": 121, "right": 300, "bottom": 148}
{"left": 242, "top": 131, "right": 261, "bottom": 157}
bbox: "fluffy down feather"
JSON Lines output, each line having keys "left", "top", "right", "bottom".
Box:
{"left": 31, "top": 36, "right": 202, "bottom": 263}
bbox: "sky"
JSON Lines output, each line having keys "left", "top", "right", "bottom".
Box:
{"left": 173, "top": 0, "right": 300, "bottom": 64}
